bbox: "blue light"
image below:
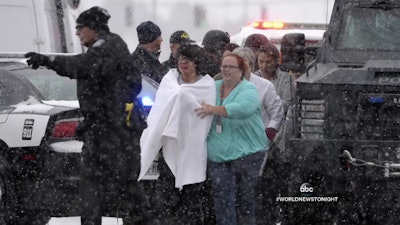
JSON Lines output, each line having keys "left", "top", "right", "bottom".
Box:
{"left": 141, "top": 96, "right": 155, "bottom": 106}
{"left": 368, "top": 96, "right": 385, "bottom": 104}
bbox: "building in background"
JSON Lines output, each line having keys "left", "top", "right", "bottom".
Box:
{"left": 0, "top": 0, "right": 82, "bottom": 53}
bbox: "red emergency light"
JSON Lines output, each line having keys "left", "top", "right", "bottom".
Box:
{"left": 250, "top": 21, "right": 284, "bottom": 29}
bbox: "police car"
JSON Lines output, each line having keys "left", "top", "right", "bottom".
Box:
{"left": 230, "top": 20, "right": 327, "bottom": 50}
{"left": 0, "top": 54, "right": 158, "bottom": 224}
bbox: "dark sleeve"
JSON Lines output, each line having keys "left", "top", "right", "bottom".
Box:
{"left": 49, "top": 54, "right": 86, "bottom": 79}
{"left": 121, "top": 56, "right": 142, "bottom": 102}
{"left": 198, "top": 52, "right": 221, "bottom": 77}
{"left": 50, "top": 38, "right": 121, "bottom": 80}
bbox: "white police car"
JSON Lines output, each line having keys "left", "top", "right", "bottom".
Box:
{"left": 230, "top": 20, "right": 327, "bottom": 50}
{"left": 0, "top": 55, "right": 158, "bottom": 225}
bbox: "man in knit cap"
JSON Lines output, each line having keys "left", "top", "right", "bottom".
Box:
{"left": 25, "top": 6, "right": 152, "bottom": 225}
{"left": 132, "top": 21, "right": 164, "bottom": 83}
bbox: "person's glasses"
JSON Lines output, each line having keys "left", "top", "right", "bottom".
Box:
{"left": 75, "top": 25, "right": 85, "bottom": 30}
{"left": 178, "top": 56, "right": 193, "bottom": 63}
{"left": 220, "top": 65, "right": 239, "bottom": 70}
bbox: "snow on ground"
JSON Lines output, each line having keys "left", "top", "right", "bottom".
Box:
{"left": 47, "top": 217, "right": 123, "bottom": 225}
{"left": 47, "top": 217, "right": 282, "bottom": 225}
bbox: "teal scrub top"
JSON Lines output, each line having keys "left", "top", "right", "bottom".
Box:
{"left": 207, "top": 79, "right": 268, "bottom": 163}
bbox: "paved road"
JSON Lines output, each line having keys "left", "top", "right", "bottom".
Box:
{"left": 47, "top": 217, "right": 123, "bottom": 225}
{"left": 48, "top": 217, "right": 283, "bottom": 225}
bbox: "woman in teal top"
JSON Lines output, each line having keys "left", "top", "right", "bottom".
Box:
{"left": 196, "top": 53, "right": 268, "bottom": 225}
{"left": 207, "top": 72, "right": 267, "bottom": 162}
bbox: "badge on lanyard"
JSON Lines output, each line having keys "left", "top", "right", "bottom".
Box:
{"left": 216, "top": 84, "right": 225, "bottom": 134}
{"left": 216, "top": 116, "right": 222, "bottom": 133}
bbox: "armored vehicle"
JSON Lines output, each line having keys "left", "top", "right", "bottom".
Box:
{"left": 280, "top": 0, "right": 400, "bottom": 224}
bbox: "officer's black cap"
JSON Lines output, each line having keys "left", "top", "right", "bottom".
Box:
{"left": 137, "top": 21, "right": 162, "bottom": 44}
{"left": 170, "top": 30, "right": 195, "bottom": 44}
{"left": 201, "top": 30, "right": 230, "bottom": 48}
{"left": 76, "top": 6, "right": 110, "bottom": 31}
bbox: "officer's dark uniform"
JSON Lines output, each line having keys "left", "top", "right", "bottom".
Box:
{"left": 161, "top": 30, "right": 196, "bottom": 75}
{"left": 25, "top": 6, "right": 148, "bottom": 225}
{"left": 132, "top": 45, "right": 165, "bottom": 83}
{"left": 161, "top": 53, "right": 177, "bottom": 75}
{"left": 200, "top": 30, "right": 230, "bottom": 77}
{"left": 52, "top": 33, "right": 146, "bottom": 225}
{"left": 132, "top": 21, "right": 165, "bottom": 83}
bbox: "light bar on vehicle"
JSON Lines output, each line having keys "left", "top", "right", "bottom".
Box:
{"left": 368, "top": 96, "right": 385, "bottom": 104}
{"left": 247, "top": 21, "right": 329, "bottom": 30}
{"left": 250, "top": 21, "right": 284, "bottom": 29}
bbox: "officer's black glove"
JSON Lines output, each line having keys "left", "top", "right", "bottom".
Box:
{"left": 25, "top": 52, "right": 50, "bottom": 69}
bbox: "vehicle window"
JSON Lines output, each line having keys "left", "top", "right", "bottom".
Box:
{"left": 337, "top": 6, "right": 400, "bottom": 50}
{"left": 13, "top": 69, "right": 78, "bottom": 101}
{"left": 138, "top": 75, "right": 158, "bottom": 106}
{"left": 0, "top": 75, "right": 33, "bottom": 106}
{"left": 0, "top": 80, "right": 7, "bottom": 107}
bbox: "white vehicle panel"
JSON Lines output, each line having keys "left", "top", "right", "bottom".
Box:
{"left": 0, "top": 113, "right": 49, "bottom": 148}
{"left": 51, "top": 140, "right": 83, "bottom": 153}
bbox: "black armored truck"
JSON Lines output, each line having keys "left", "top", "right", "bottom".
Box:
{"left": 279, "top": 0, "right": 400, "bottom": 224}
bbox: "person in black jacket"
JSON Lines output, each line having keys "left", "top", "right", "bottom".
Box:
{"left": 161, "top": 30, "right": 195, "bottom": 74}
{"left": 200, "top": 29, "right": 230, "bottom": 77}
{"left": 25, "top": 6, "right": 151, "bottom": 225}
{"left": 132, "top": 21, "right": 164, "bottom": 83}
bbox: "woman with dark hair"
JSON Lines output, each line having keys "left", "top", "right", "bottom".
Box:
{"left": 255, "top": 43, "right": 295, "bottom": 114}
{"left": 244, "top": 33, "right": 270, "bottom": 71}
{"left": 139, "top": 44, "right": 216, "bottom": 224}
{"left": 196, "top": 53, "right": 268, "bottom": 225}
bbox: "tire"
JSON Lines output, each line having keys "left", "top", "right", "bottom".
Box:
{"left": 0, "top": 176, "right": 5, "bottom": 225}
{"left": 3, "top": 175, "right": 50, "bottom": 225}
{"left": 4, "top": 209, "right": 50, "bottom": 225}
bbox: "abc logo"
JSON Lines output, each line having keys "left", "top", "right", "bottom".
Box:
{"left": 300, "top": 183, "right": 314, "bottom": 194}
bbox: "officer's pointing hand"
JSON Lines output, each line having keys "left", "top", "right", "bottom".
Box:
{"left": 25, "top": 52, "right": 50, "bottom": 70}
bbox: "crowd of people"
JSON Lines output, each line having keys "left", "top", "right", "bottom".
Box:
{"left": 24, "top": 5, "right": 298, "bottom": 225}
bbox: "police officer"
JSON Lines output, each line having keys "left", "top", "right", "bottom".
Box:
{"left": 200, "top": 29, "right": 230, "bottom": 77}
{"left": 132, "top": 21, "right": 165, "bottom": 83}
{"left": 25, "top": 6, "right": 150, "bottom": 225}
{"left": 161, "top": 30, "right": 195, "bottom": 73}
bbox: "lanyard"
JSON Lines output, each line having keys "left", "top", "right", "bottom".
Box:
{"left": 215, "top": 82, "right": 239, "bottom": 133}
{"left": 215, "top": 84, "right": 224, "bottom": 133}
{"left": 215, "top": 81, "right": 240, "bottom": 134}
{"left": 219, "top": 84, "right": 225, "bottom": 105}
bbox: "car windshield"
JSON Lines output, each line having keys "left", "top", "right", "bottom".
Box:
{"left": 13, "top": 68, "right": 157, "bottom": 105}
{"left": 0, "top": 70, "right": 40, "bottom": 107}
{"left": 337, "top": 5, "right": 400, "bottom": 51}
{"left": 12, "top": 69, "right": 78, "bottom": 101}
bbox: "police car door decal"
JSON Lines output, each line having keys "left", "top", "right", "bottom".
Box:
{"left": 22, "top": 119, "right": 34, "bottom": 140}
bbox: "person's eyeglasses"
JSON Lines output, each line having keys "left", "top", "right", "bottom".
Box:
{"left": 178, "top": 56, "right": 193, "bottom": 63}
{"left": 220, "top": 65, "right": 239, "bottom": 70}
{"left": 75, "top": 25, "right": 85, "bottom": 30}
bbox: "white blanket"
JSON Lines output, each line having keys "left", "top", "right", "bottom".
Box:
{"left": 139, "top": 69, "right": 216, "bottom": 189}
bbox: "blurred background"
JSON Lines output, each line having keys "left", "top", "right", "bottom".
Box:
{"left": 78, "top": 0, "right": 334, "bottom": 61}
